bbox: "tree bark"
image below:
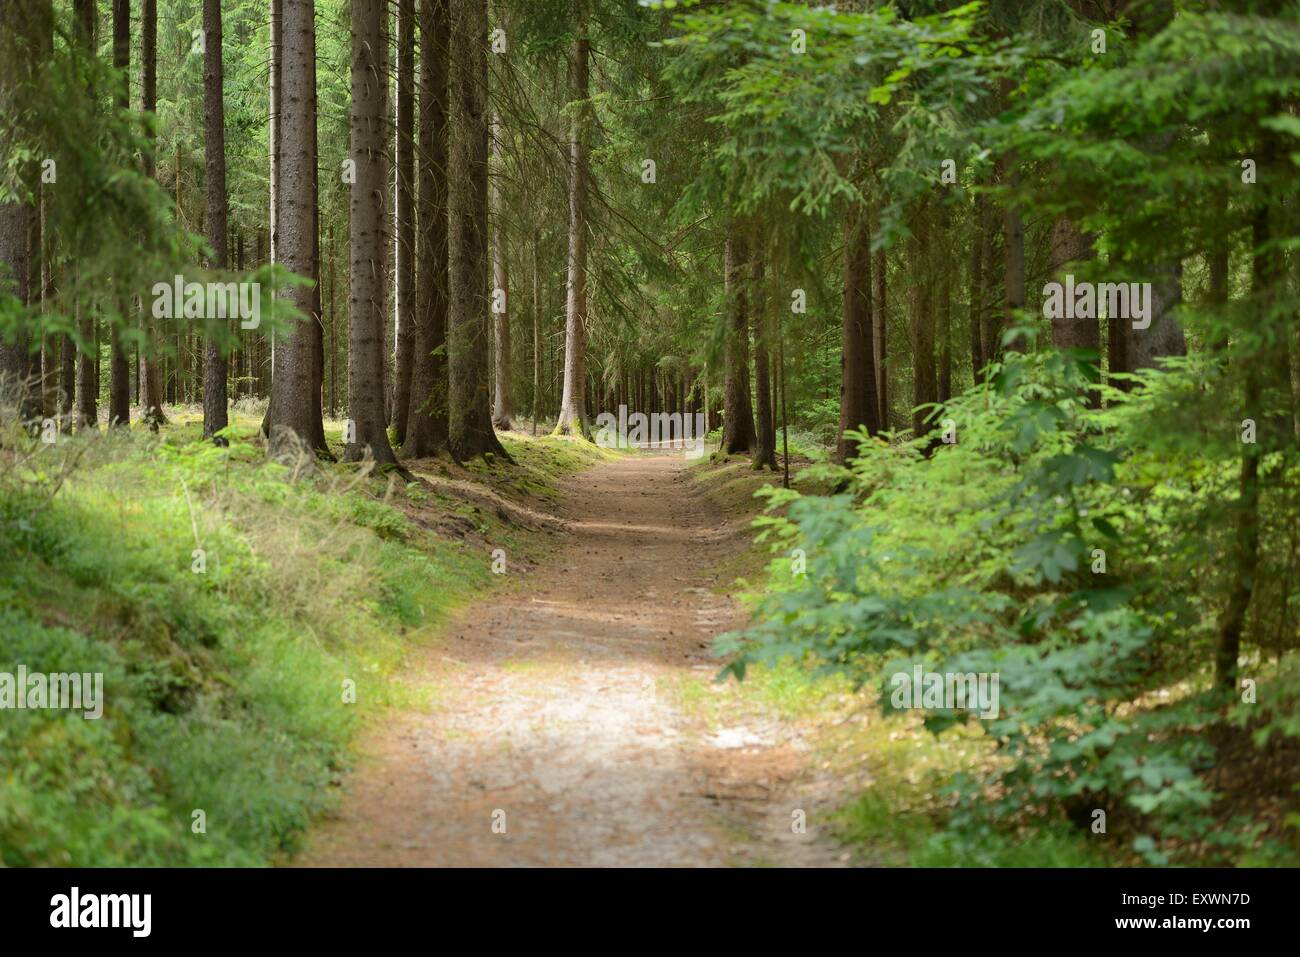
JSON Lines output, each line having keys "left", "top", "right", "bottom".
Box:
{"left": 1127, "top": 263, "right": 1186, "bottom": 371}
{"left": 554, "top": 25, "right": 590, "bottom": 438}
{"left": 969, "top": 190, "right": 988, "bottom": 382}
{"left": 202, "top": 0, "right": 230, "bottom": 441}
{"left": 345, "top": 0, "right": 403, "bottom": 468}
{"left": 446, "top": 0, "right": 510, "bottom": 461}
{"left": 872, "top": 218, "right": 888, "bottom": 430}
{"left": 531, "top": 243, "right": 541, "bottom": 432}
{"left": 265, "top": 0, "right": 326, "bottom": 459}
{"left": 836, "top": 208, "right": 880, "bottom": 463}
{"left": 937, "top": 207, "right": 953, "bottom": 404}
{"left": 999, "top": 152, "right": 1025, "bottom": 355}
{"left": 134, "top": 0, "right": 167, "bottom": 428}
{"left": 908, "top": 204, "right": 937, "bottom": 440}
{"left": 1215, "top": 197, "right": 1277, "bottom": 693}
{"left": 722, "top": 234, "right": 755, "bottom": 454}
{"left": 70, "top": 0, "right": 98, "bottom": 428}
{"left": 391, "top": 0, "right": 416, "bottom": 445}
{"left": 402, "top": 0, "right": 452, "bottom": 457}
{"left": 107, "top": 0, "right": 131, "bottom": 427}
{"left": 1048, "top": 216, "right": 1101, "bottom": 406}
{"left": 490, "top": 111, "right": 512, "bottom": 429}
{"left": 752, "top": 239, "right": 777, "bottom": 470}
{"left": 0, "top": 5, "right": 33, "bottom": 417}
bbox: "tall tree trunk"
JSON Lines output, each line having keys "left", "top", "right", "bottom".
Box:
{"left": 999, "top": 151, "right": 1025, "bottom": 355}
{"left": 936, "top": 204, "right": 952, "bottom": 403}
{"left": 306, "top": 0, "right": 328, "bottom": 453}
{"left": 836, "top": 207, "right": 880, "bottom": 463}
{"left": 328, "top": 223, "right": 337, "bottom": 415}
{"left": 346, "top": 0, "right": 402, "bottom": 469}
{"left": 979, "top": 209, "right": 1001, "bottom": 377}
{"left": 722, "top": 234, "right": 755, "bottom": 454}
{"left": 908, "top": 204, "right": 937, "bottom": 441}
{"left": 107, "top": 0, "right": 131, "bottom": 427}
{"left": 752, "top": 239, "right": 777, "bottom": 470}
{"left": 969, "top": 190, "right": 988, "bottom": 382}
{"left": 490, "top": 111, "right": 512, "bottom": 429}
{"left": 138, "top": 0, "right": 166, "bottom": 427}
{"left": 446, "top": 0, "right": 509, "bottom": 461}
{"left": 1048, "top": 216, "right": 1101, "bottom": 407}
{"left": 265, "top": 0, "right": 326, "bottom": 459}
{"left": 72, "top": 0, "right": 98, "bottom": 428}
{"left": 872, "top": 218, "right": 888, "bottom": 430}
{"left": 531, "top": 242, "right": 541, "bottom": 432}
{"left": 1215, "top": 198, "right": 1276, "bottom": 692}
{"left": 391, "top": 0, "right": 416, "bottom": 445}
{"left": 402, "top": 0, "right": 451, "bottom": 457}
{"left": 1127, "top": 264, "right": 1187, "bottom": 372}
{"left": 554, "top": 24, "right": 590, "bottom": 438}
{"left": 202, "top": 0, "right": 230, "bottom": 441}
{"left": 0, "top": 4, "right": 35, "bottom": 417}
{"left": 403, "top": 0, "right": 449, "bottom": 457}
{"left": 268, "top": 0, "right": 281, "bottom": 390}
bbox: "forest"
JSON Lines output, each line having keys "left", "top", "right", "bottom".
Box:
{"left": 0, "top": 0, "right": 1297, "bottom": 873}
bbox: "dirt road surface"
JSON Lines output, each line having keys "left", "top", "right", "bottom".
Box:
{"left": 301, "top": 453, "right": 850, "bottom": 867}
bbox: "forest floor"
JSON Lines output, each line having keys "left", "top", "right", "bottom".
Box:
{"left": 300, "top": 449, "right": 860, "bottom": 866}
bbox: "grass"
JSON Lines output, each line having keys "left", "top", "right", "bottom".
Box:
{"left": 0, "top": 406, "right": 592, "bottom": 866}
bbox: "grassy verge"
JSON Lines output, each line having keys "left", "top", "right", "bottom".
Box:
{"left": 0, "top": 406, "right": 607, "bottom": 866}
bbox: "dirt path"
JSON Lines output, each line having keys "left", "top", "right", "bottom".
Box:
{"left": 301, "top": 452, "right": 849, "bottom": 867}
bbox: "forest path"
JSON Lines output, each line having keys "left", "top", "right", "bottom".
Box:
{"left": 300, "top": 452, "right": 848, "bottom": 867}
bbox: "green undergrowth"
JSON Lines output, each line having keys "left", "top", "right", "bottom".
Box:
{"left": 0, "top": 412, "right": 580, "bottom": 866}
{"left": 686, "top": 434, "right": 1111, "bottom": 867}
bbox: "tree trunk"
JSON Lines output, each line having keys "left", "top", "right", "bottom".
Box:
{"left": 969, "top": 190, "right": 988, "bottom": 382}
{"left": 872, "top": 221, "right": 888, "bottom": 430}
{"left": 490, "top": 111, "right": 512, "bottom": 430}
{"left": 307, "top": 1, "right": 328, "bottom": 453}
{"left": 391, "top": 0, "right": 416, "bottom": 445}
{"left": 265, "top": 0, "right": 327, "bottom": 459}
{"left": 107, "top": 0, "right": 131, "bottom": 427}
{"left": 328, "top": 223, "right": 337, "bottom": 415}
{"left": 268, "top": 0, "right": 281, "bottom": 389}
{"left": 402, "top": 0, "right": 451, "bottom": 457}
{"left": 752, "top": 239, "right": 777, "bottom": 469}
{"left": 531, "top": 243, "right": 541, "bottom": 432}
{"left": 345, "top": 0, "right": 403, "bottom": 468}
{"left": 1000, "top": 153, "right": 1025, "bottom": 355}
{"left": 1215, "top": 198, "right": 1276, "bottom": 692}
{"left": 836, "top": 208, "right": 880, "bottom": 463}
{"left": 1048, "top": 216, "right": 1100, "bottom": 407}
{"left": 722, "top": 234, "right": 756, "bottom": 454}
{"left": 70, "top": 0, "right": 97, "bottom": 428}
{"left": 135, "top": 0, "right": 167, "bottom": 428}
{"left": 1127, "top": 264, "right": 1186, "bottom": 372}
{"left": 446, "top": 0, "right": 510, "bottom": 461}
{"left": 554, "top": 26, "right": 590, "bottom": 438}
{"left": 0, "top": 1, "right": 32, "bottom": 414}
{"left": 936, "top": 204, "right": 953, "bottom": 403}
{"left": 202, "top": 0, "right": 229, "bottom": 441}
{"left": 908, "top": 205, "right": 937, "bottom": 440}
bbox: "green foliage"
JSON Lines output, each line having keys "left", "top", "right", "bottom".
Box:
{"left": 0, "top": 424, "right": 492, "bottom": 865}
{"left": 721, "top": 348, "right": 1299, "bottom": 865}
